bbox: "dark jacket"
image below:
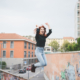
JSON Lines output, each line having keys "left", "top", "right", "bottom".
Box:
{"left": 35, "top": 28, "right": 52, "bottom": 47}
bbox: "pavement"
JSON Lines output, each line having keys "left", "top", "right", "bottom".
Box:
{"left": 30, "top": 71, "right": 45, "bottom": 80}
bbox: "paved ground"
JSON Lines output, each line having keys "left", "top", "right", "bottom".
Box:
{"left": 17, "top": 67, "right": 42, "bottom": 79}
{"left": 30, "top": 71, "right": 45, "bottom": 80}
{"left": 3, "top": 67, "right": 44, "bottom": 79}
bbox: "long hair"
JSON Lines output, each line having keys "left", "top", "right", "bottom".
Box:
{"left": 34, "top": 25, "right": 47, "bottom": 37}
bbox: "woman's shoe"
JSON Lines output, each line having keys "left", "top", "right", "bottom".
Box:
{"left": 31, "top": 64, "right": 36, "bottom": 72}
{"left": 31, "top": 64, "right": 34, "bottom": 72}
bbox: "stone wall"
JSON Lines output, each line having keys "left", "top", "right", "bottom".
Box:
{"left": 44, "top": 51, "right": 80, "bottom": 80}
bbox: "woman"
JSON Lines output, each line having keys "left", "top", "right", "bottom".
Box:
{"left": 31, "top": 23, "right": 52, "bottom": 72}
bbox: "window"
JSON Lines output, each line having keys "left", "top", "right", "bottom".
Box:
{"left": 78, "top": 17, "right": 80, "bottom": 22}
{"left": 3, "top": 51, "right": 6, "bottom": 58}
{"left": 28, "top": 43, "right": 30, "bottom": 49}
{"left": 3, "top": 41, "right": 6, "bottom": 48}
{"left": 47, "top": 49, "right": 50, "bottom": 51}
{"left": 24, "top": 42, "right": 27, "bottom": 49}
{"left": 32, "top": 44, "right": 33, "bottom": 50}
{"left": 32, "top": 52, "right": 33, "bottom": 57}
{"left": 78, "top": 24, "right": 80, "bottom": 29}
{"left": 10, "top": 51, "right": 13, "bottom": 58}
{"left": 77, "top": 10, "right": 80, "bottom": 16}
{"left": 35, "top": 54, "right": 36, "bottom": 57}
{"left": 10, "top": 41, "right": 14, "bottom": 48}
{"left": 32, "top": 59, "right": 33, "bottom": 63}
{"left": 78, "top": 31, "right": 80, "bottom": 36}
{"left": 77, "top": 3, "right": 79, "bottom": 9}
{"left": 24, "top": 51, "right": 27, "bottom": 58}
{"left": 28, "top": 51, "right": 30, "bottom": 57}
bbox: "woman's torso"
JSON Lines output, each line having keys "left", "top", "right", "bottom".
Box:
{"left": 35, "top": 34, "right": 46, "bottom": 47}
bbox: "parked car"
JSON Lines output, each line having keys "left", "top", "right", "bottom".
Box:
{"left": 27, "top": 66, "right": 31, "bottom": 71}
{"left": 19, "top": 68, "right": 26, "bottom": 73}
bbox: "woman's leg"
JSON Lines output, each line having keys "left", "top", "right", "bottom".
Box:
{"left": 34, "top": 48, "right": 46, "bottom": 67}
{"left": 41, "top": 51, "right": 47, "bottom": 70}
{"left": 42, "top": 51, "right": 47, "bottom": 66}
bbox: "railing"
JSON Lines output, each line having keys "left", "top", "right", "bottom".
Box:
{"left": 0, "top": 69, "right": 27, "bottom": 80}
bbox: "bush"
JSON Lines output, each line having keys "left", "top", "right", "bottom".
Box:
{"left": 0, "top": 61, "right": 6, "bottom": 69}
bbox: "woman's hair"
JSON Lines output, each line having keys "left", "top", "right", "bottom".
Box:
{"left": 34, "top": 25, "right": 47, "bottom": 37}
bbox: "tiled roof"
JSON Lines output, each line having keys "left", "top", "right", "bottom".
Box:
{"left": 63, "top": 37, "right": 74, "bottom": 39}
{"left": 0, "top": 33, "right": 36, "bottom": 44}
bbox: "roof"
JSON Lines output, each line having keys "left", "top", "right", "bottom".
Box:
{"left": 0, "top": 33, "right": 36, "bottom": 44}
{"left": 63, "top": 37, "right": 74, "bottom": 39}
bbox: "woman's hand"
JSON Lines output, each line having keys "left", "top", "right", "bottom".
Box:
{"left": 36, "top": 25, "right": 39, "bottom": 28}
{"left": 45, "top": 23, "right": 51, "bottom": 29}
{"left": 45, "top": 23, "right": 49, "bottom": 26}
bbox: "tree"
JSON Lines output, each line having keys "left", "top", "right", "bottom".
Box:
{"left": 77, "top": 37, "right": 80, "bottom": 50}
{"left": 49, "top": 40, "right": 59, "bottom": 52}
{"left": 0, "top": 61, "right": 6, "bottom": 69}
{"left": 60, "top": 38, "right": 80, "bottom": 52}
{"left": 67, "top": 42, "right": 78, "bottom": 51}
{"left": 61, "top": 40, "right": 70, "bottom": 52}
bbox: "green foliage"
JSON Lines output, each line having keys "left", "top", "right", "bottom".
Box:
{"left": 60, "top": 37, "right": 80, "bottom": 52}
{"left": 67, "top": 42, "right": 78, "bottom": 51}
{"left": 0, "top": 61, "right": 6, "bottom": 69}
{"left": 48, "top": 37, "right": 80, "bottom": 52}
{"left": 61, "top": 40, "right": 70, "bottom": 52}
{"left": 77, "top": 37, "right": 80, "bottom": 50}
{"left": 48, "top": 40, "right": 59, "bottom": 51}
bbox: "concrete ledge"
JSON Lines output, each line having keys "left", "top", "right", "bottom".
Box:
{"left": 47, "top": 51, "right": 80, "bottom": 54}
{"left": 44, "top": 73, "right": 49, "bottom": 80}
{"left": 0, "top": 69, "right": 27, "bottom": 80}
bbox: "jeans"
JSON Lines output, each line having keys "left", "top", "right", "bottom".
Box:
{"left": 34, "top": 47, "right": 47, "bottom": 69}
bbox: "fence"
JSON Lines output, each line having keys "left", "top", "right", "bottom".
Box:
{"left": 0, "top": 69, "right": 27, "bottom": 80}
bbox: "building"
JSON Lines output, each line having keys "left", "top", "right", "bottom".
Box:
{"left": 24, "top": 36, "right": 76, "bottom": 49}
{"left": 46, "top": 37, "right": 75, "bottom": 48}
{"left": 24, "top": 36, "right": 75, "bottom": 50}
{"left": 0, "top": 33, "right": 38, "bottom": 68}
{"left": 75, "top": 0, "right": 80, "bottom": 39}
{"left": 25, "top": 35, "right": 35, "bottom": 42}
{"left": 44, "top": 46, "right": 54, "bottom": 54}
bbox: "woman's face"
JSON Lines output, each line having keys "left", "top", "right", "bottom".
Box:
{"left": 40, "top": 27, "right": 45, "bottom": 35}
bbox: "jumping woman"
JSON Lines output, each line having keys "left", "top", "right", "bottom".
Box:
{"left": 31, "top": 23, "right": 52, "bottom": 72}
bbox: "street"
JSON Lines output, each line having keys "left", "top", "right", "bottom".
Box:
{"left": 12, "top": 67, "right": 44, "bottom": 79}
{"left": 30, "top": 71, "right": 45, "bottom": 80}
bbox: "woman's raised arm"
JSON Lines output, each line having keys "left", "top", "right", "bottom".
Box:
{"left": 35, "top": 25, "right": 39, "bottom": 39}
{"left": 45, "top": 23, "right": 52, "bottom": 38}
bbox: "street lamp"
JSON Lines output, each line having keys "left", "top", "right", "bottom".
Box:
{"left": 0, "top": 43, "right": 3, "bottom": 69}
{"left": 28, "top": 57, "right": 29, "bottom": 80}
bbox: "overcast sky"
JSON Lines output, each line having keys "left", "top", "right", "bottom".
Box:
{"left": 0, "top": 0, "right": 78, "bottom": 38}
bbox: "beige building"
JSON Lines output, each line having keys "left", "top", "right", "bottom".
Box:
{"left": 25, "top": 36, "right": 75, "bottom": 49}
{"left": 46, "top": 37, "right": 76, "bottom": 48}
{"left": 44, "top": 46, "right": 54, "bottom": 54}
{"left": 75, "top": 0, "right": 80, "bottom": 39}
{"left": 25, "top": 35, "right": 35, "bottom": 41}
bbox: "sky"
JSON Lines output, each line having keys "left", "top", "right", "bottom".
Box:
{"left": 0, "top": 0, "right": 78, "bottom": 38}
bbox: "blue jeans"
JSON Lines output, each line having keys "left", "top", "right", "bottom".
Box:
{"left": 34, "top": 47, "right": 47, "bottom": 69}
